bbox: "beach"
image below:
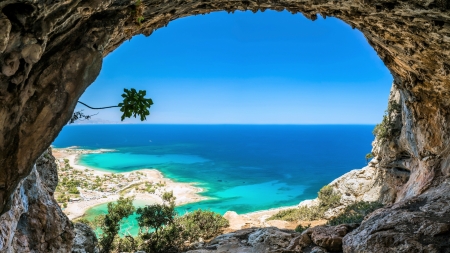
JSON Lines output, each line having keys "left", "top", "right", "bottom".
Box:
{"left": 53, "top": 147, "right": 325, "bottom": 231}
{"left": 52, "top": 148, "right": 206, "bottom": 220}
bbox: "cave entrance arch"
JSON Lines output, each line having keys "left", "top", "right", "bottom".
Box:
{"left": 0, "top": 0, "right": 449, "bottom": 236}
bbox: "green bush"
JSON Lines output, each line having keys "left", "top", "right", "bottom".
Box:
{"left": 68, "top": 186, "right": 80, "bottom": 194}
{"left": 373, "top": 101, "right": 401, "bottom": 140}
{"left": 176, "top": 209, "right": 229, "bottom": 241}
{"left": 269, "top": 185, "right": 341, "bottom": 222}
{"left": 295, "top": 223, "right": 311, "bottom": 233}
{"left": 318, "top": 185, "right": 341, "bottom": 209}
{"left": 135, "top": 193, "right": 228, "bottom": 253}
{"left": 327, "top": 201, "right": 383, "bottom": 226}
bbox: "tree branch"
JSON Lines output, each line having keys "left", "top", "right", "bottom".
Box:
{"left": 78, "top": 101, "right": 120, "bottom": 110}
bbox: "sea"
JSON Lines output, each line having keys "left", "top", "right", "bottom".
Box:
{"left": 53, "top": 124, "right": 374, "bottom": 235}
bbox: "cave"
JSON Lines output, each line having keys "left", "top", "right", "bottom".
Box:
{"left": 1, "top": 0, "right": 450, "bottom": 252}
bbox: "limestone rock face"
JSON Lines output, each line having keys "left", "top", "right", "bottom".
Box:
{"left": 185, "top": 227, "right": 299, "bottom": 253}
{"left": 72, "top": 223, "right": 98, "bottom": 253}
{"left": 288, "top": 224, "right": 358, "bottom": 253}
{"left": 343, "top": 179, "right": 450, "bottom": 253}
{"left": 0, "top": 149, "right": 74, "bottom": 253}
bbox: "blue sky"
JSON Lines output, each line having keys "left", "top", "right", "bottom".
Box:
{"left": 76, "top": 10, "right": 393, "bottom": 124}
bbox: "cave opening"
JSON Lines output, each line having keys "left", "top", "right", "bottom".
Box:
{"left": 73, "top": 10, "right": 393, "bottom": 124}
{"left": 52, "top": 10, "right": 393, "bottom": 236}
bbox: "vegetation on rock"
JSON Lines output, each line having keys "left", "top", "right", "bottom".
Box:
{"left": 373, "top": 101, "right": 401, "bottom": 141}
{"left": 327, "top": 201, "right": 383, "bottom": 226}
{"left": 268, "top": 185, "right": 342, "bottom": 222}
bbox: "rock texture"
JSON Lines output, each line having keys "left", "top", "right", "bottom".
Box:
{"left": 343, "top": 179, "right": 450, "bottom": 253}
{"left": 0, "top": 149, "right": 74, "bottom": 253}
{"left": 72, "top": 223, "right": 98, "bottom": 253}
{"left": 0, "top": 0, "right": 450, "bottom": 252}
{"left": 185, "top": 227, "right": 299, "bottom": 253}
{"left": 320, "top": 164, "right": 409, "bottom": 219}
{"left": 288, "top": 224, "right": 358, "bottom": 253}
{"left": 184, "top": 225, "right": 357, "bottom": 253}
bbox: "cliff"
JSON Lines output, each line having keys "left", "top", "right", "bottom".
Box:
{"left": 0, "top": 149, "right": 74, "bottom": 252}
{"left": 1, "top": 0, "right": 450, "bottom": 252}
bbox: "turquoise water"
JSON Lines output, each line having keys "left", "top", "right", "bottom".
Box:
{"left": 84, "top": 200, "right": 153, "bottom": 236}
{"left": 54, "top": 125, "right": 374, "bottom": 234}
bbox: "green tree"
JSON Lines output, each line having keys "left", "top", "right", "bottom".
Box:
{"left": 98, "top": 196, "right": 135, "bottom": 253}
{"left": 136, "top": 192, "right": 177, "bottom": 253}
{"left": 176, "top": 209, "right": 229, "bottom": 242}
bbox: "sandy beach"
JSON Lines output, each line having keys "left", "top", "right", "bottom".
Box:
{"left": 52, "top": 147, "right": 321, "bottom": 231}
{"left": 53, "top": 148, "right": 206, "bottom": 220}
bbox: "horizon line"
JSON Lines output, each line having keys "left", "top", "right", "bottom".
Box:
{"left": 68, "top": 123, "right": 378, "bottom": 126}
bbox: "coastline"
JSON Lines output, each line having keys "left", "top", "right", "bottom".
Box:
{"left": 53, "top": 147, "right": 207, "bottom": 220}
{"left": 52, "top": 147, "right": 321, "bottom": 230}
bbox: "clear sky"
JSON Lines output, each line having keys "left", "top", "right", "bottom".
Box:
{"left": 75, "top": 10, "right": 393, "bottom": 124}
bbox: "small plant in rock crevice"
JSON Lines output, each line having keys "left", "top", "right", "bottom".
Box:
{"left": 365, "top": 153, "right": 374, "bottom": 163}
{"left": 373, "top": 101, "right": 401, "bottom": 141}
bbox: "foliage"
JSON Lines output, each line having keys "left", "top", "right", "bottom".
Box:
{"left": 268, "top": 205, "right": 324, "bottom": 222}
{"left": 327, "top": 201, "right": 383, "bottom": 226}
{"left": 118, "top": 88, "right": 153, "bottom": 121}
{"left": 137, "top": 202, "right": 176, "bottom": 234}
{"left": 268, "top": 185, "right": 341, "bottom": 222}
{"left": 365, "top": 153, "right": 374, "bottom": 163}
{"left": 68, "top": 186, "right": 80, "bottom": 194}
{"left": 373, "top": 101, "right": 401, "bottom": 140}
{"left": 176, "top": 209, "right": 229, "bottom": 242}
{"left": 134, "top": 0, "right": 145, "bottom": 25}
{"left": 83, "top": 191, "right": 229, "bottom": 253}
{"left": 69, "top": 110, "right": 98, "bottom": 124}
{"left": 318, "top": 185, "right": 341, "bottom": 209}
{"left": 97, "top": 196, "right": 135, "bottom": 253}
{"left": 70, "top": 88, "right": 153, "bottom": 124}
{"left": 74, "top": 218, "right": 92, "bottom": 226}
{"left": 295, "top": 223, "right": 311, "bottom": 233}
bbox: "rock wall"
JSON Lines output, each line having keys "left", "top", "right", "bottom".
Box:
{"left": 0, "top": 149, "right": 74, "bottom": 253}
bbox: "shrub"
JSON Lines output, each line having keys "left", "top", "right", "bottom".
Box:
{"left": 365, "top": 153, "right": 374, "bottom": 162}
{"left": 373, "top": 101, "right": 401, "bottom": 140}
{"left": 295, "top": 223, "right": 311, "bottom": 233}
{"left": 176, "top": 209, "right": 229, "bottom": 241}
{"left": 68, "top": 186, "right": 80, "bottom": 194}
{"left": 269, "top": 185, "right": 341, "bottom": 222}
{"left": 318, "top": 185, "right": 341, "bottom": 209}
{"left": 327, "top": 201, "right": 383, "bottom": 226}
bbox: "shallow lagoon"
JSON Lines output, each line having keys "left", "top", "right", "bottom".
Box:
{"left": 54, "top": 124, "right": 374, "bottom": 235}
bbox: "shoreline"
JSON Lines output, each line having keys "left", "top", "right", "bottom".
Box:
{"left": 52, "top": 147, "right": 319, "bottom": 230}
{"left": 53, "top": 147, "right": 207, "bottom": 220}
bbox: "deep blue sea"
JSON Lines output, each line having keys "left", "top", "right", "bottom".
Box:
{"left": 53, "top": 124, "right": 374, "bottom": 234}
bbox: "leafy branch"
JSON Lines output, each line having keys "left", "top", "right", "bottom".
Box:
{"left": 119, "top": 88, "right": 153, "bottom": 121}
{"left": 70, "top": 88, "right": 153, "bottom": 124}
